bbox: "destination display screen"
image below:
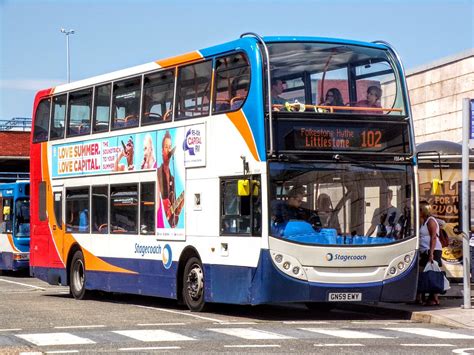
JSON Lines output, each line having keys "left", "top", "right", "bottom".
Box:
{"left": 277, "top": 121, "right": 410, "bottom": 154}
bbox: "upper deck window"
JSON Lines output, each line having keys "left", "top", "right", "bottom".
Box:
{"left": 176, "top": 61, "right": 212, "bottom": 119}
{"left": 213, "top": 53, "right": 250, "bottom": 113}
{"left": 93, "top": 84, "right": 111, "bottom": 133}
{"left": 112, "top": 77, "right": 141, "bottom": 130}
{"left": 33, "top": 98, "right": 51, "bottom": 143}
{"left": 50, "top": 95, "right": 67, "bottom": 140}
{"left": 67, "top": 88, "right": 92, "bottom": 137}
{"left": 267, "top": 42, "right": 406, "bottom": 117}
{"left": 142, "top": 69, "right": 175, "bottom": 125}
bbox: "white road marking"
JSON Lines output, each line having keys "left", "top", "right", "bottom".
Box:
{"left": 303, "top": 328, "right": 392, "bottom": 339}
{"left": 45, "top": 351, "right": 79, "bottom": 354}
{"left": 119, "top": 346, "right": 181, "bottom": 351}
{"left": 54, "top": 325, "right": 105, "bottom": 329}
{"left": 0, "top": 328, "right": 22, "bottom": 332}
{"left": 215, "top": 322, "right": 257, "bottom": 325}
{"left": 16, "top": 333, "right": 95, "bottom": 346}
{"left": 283, "top": 321, "right": 329, "bottom": 325}
{"left": 208, "top": 328, "right": 293, "bottom": 340}
{"left": 114, "top": 329, "right": 194, "bottom": 342}
{"left": 387, "top": 328, "right": 474, "bottom": 339}
{"left": 137, "top": 323, "right": 186, "bottom": 326}
{"left": 351, "top": 321, "right": 402, "bottom": 325}
{"left": 0, "top": 278, "right": 45, "bottom": 290}
{"left": 224, "top": 345, "right": 281, "bottom": 348}
{"left": 136, "top": 305, "right": 223, "bottom": 323}
{"left": 314, "top": 343, "right": 364, "bottom": 347}
{"left": 452, "top": 348, "right": 474, "bottom": 355}
{"left": 401, "top": 344, "right": 454, "bottom": 347}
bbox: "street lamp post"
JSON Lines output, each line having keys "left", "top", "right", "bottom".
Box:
{"left": 60, "top": 28, "right": 75, "bottom": 83}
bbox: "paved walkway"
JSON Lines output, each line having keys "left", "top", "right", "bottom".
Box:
{"left": 360, "top": 284, "right": 474, "bottom": 329}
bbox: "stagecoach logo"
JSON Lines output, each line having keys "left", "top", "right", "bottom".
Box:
{"left": 326, "top": 253, "right": 367, "bottom": 262}
{"left": 162, "top": 244, "right": 173, "bottom": 270}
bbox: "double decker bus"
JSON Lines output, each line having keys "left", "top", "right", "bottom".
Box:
{"left": 0, "top": 181, "right": 30, "bottom": 272}
{"left": 30, "top": 34, "right": 417, "bottom": 311}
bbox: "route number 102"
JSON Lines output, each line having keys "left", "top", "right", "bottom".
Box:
{"left": 361, "top": 130, "right": 382, "bottom": 148}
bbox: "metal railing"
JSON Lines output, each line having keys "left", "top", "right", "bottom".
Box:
{"left": 0, "top": 117, "right": 32, "bottom": 131}
{"left": 0, "top": 172, "right": 30, "bottom": 183}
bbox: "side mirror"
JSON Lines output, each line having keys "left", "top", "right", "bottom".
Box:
{"left": 251, "top": 180, "right": 260, "bottom": 196}
{"left": 431, "top": 178, "right": 444, "bottom": 195}
{"left": 238, "top": 179, "right": 250, "bottom": 196}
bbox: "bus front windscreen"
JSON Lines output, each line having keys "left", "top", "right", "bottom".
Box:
{"left": 267, "top": 42, "right": 406, "bottom": 117}
{"left": 15, "top": 199, "right": 30, "bottom": 237}
{"left": 269, "top": 162, "right": 415, "bottom": 246}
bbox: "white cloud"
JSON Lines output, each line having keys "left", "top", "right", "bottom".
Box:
{"left": 0, "top": 79, "right": 65, "bottom": 91}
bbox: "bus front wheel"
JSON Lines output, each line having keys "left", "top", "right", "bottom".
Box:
{"left": 70, "top": 250, "right": 87, "bottom": 300}
{"left": 182, "top": 257, "right": 206, "bottom": 312}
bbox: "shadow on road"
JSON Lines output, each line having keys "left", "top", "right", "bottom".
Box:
{"left": 44, "top": 290, "right": 410, "bottom": 322}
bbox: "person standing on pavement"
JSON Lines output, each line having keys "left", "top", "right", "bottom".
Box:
{"left": 417, "top": 200, "right": 443, "bottom": 306}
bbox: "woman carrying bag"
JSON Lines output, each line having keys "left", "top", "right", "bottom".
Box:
{"left": 416, "top": 201, "right": 443, "bottom": 306}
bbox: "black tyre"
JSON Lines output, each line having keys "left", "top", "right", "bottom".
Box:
{"left": 70, "top": 250, "right": 87, "bottom": 300}
{"left": 182, "top": 257, "right": 206, "bottom": 312}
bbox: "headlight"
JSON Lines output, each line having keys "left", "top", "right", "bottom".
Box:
{"left": 274, "top": 254, "right": 283, "bottom": 263}
{"left": 404, "top": 254, "right": 411, "bottom": 263}
{"left": 390, "top": 267, "right": 397, "bottom": 275}
{"left": 292, "top": 266, "right": 300, "bottom": 275}
{"left": 283, "top": 261, "right": 291, "bottom": 270}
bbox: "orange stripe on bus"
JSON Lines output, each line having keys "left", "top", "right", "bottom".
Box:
{"left": 7, "top": 234, "right": 19, "bottom": 252}
{"left": 82, "top": 247, "right": 137, "bottom": 274}
{"left": 226, "top": 110, "right": 260, "bottom": 162}
{"left": 155, "top": 51, "right": 203, "bottom": 68}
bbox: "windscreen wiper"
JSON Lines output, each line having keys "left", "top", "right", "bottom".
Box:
{"left": 332, "top": 154, "right": 377, "bottom": 168}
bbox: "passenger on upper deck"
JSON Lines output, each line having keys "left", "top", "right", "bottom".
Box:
{"left": 355, "top": 86, "right": 382, "bottom": 113}
{"left": 271, "top": 78, "right": 287, "bottom": 110}
{"left": 323, "top": 88, "right": 344, "bottom": 107}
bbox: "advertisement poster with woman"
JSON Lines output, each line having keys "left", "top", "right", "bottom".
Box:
{"left": 156, "top": 128, "right": 185, "bottom": 240}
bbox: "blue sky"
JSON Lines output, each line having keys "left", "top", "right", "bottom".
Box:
{"left": 1, "top": 0, "right": 473, "bottom": 119}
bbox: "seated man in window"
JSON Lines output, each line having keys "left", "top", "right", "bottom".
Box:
{"left": 271, "top": 186, "right": 306, "bottom": 223}
{"left": 271, "top": 79, "right": 287, "bottom": 111}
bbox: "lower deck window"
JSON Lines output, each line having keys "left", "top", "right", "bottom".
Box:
{"left": 111, "top": 184, "right": 138, "bottom": 234}
{"left": 66, "top": 188, "right": 90, "bottom": 233}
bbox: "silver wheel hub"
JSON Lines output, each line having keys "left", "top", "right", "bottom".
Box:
{"left": 186, "top": 265, "right": 203, "bottom": 300}
{"left": 73, "top": 259, "right": 84, "bottom": 291}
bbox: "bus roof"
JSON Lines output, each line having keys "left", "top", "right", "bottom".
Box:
{"left": 43, "top": 36, "right": 390, "bottom": 96}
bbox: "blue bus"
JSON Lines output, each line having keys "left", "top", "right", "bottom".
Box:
{"left": 0, "top": 181, "right": 30, "bottom": 271}
{"left": 30, "top": 34, "right": 417, "bottom": 311}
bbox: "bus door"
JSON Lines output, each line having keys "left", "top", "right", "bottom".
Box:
{"left": 52, "top": 186, "right": 64, "bottom": 255}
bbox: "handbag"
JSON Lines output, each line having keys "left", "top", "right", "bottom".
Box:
{"left": 417, "top": 262, "right": 445, "bottom": 294}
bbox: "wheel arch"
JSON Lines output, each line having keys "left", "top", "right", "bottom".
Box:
{"left": 66, "top": 243, "right": 83, "bottom": 286}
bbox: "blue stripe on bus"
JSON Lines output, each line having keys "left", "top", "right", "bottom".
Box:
{"left": 0, "top": 252, "right": 29, "bottom": 271}
{"left": 200, "top": 37, "right": 266, "bottom": 161}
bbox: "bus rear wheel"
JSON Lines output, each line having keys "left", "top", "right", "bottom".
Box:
{"left": 182, "top": 257, "right": 206, "bottom": 312}
{"left": 70, "top": 250, "right": 87, "bottom": 300}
